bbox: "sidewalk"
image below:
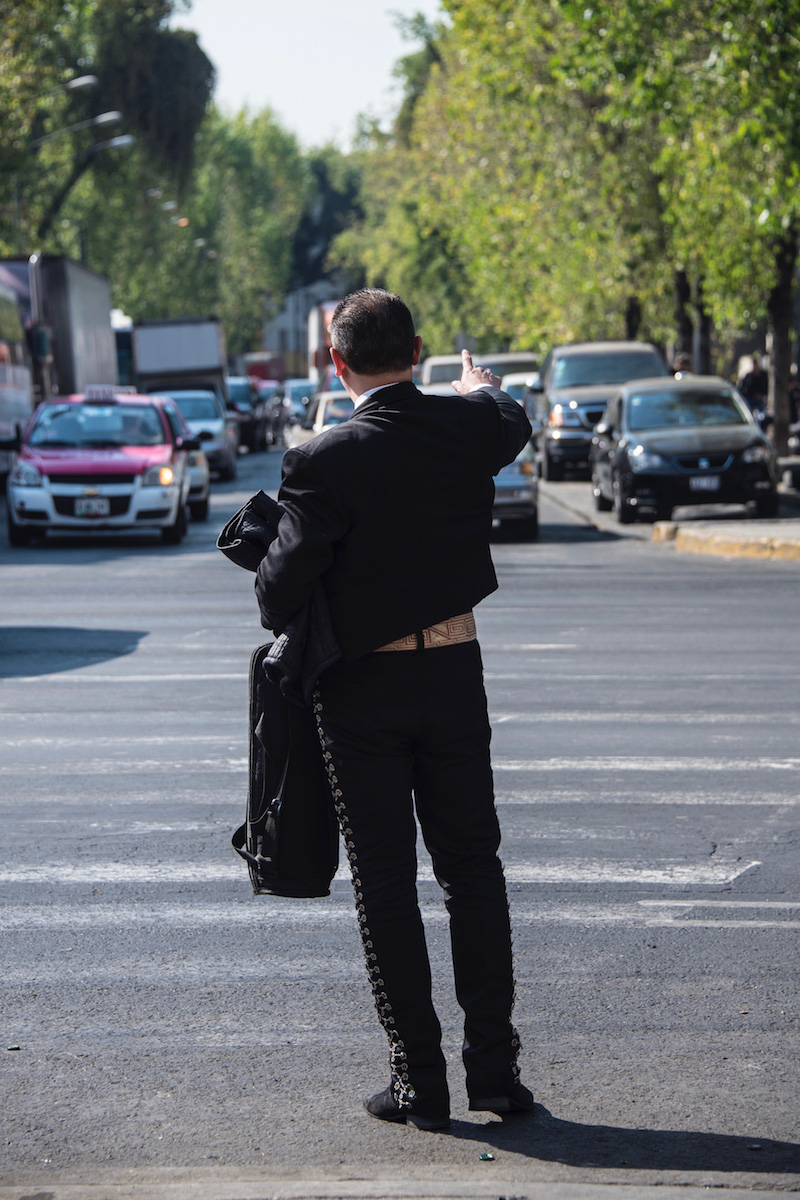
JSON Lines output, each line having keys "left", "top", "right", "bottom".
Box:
{"left": 652, "top": 479, "right": 800, "bottom": 561}
{"left": 540, "top": 466, "right": 800, "bottom": 561}
{"left": 0, "top": 1177, "right": 790, "bottom": 1200}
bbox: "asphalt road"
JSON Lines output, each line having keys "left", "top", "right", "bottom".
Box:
{"left": 1, "top": 447, "right": 799, "bottom": 1199}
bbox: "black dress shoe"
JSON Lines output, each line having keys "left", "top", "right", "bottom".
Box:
{"left": 468, "top": 1081, "right": 535, "bottom": 1114}
{"left": 364, "top": 1086, "right": 450, "bottom": 1131}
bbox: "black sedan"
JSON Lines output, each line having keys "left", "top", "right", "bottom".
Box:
{"left": 590, "top": 376, "right": 780, "bottom": 523}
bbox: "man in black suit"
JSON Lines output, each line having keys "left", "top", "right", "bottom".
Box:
{"left": 255, "top": 289, "right": 533, "bottom": 1130}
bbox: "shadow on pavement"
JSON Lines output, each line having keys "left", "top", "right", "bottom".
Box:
{"left": 0, "top": 626, "right": 147, "bottom": 678}
{"left": 491, "top": 522, "right": 622, "bottom": 545}
{"left": 448, "top": 1104, "right": 800, "bottom": 1173}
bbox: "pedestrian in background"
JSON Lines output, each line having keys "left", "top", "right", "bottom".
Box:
{"left": 673, "top": 351, "right": 693, "bottom": 377}
{"left": 254, "top": 289, "right": 534, "bottom": 1131}
{"left": 740, "top": 352, "right": 769, "bottom": 421}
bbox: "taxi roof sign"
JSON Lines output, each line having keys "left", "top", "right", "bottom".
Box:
{"left": 83, "top": 384, "right": 137, "bottom": 401}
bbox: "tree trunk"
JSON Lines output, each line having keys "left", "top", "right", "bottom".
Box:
{"left": 767, "top": 229, "right": 798, "bottom": 456}
{"left": 694, "top": 277, "right": 712, "bottom": 374}
{"left": 674, "top": 269, "right": 693, "bottom": 354}
{"left": 625, "top": 295, "right": 641, "bottom": 339}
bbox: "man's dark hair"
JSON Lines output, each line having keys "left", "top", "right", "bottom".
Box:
{"left": 330, "top": 289, "right": 416, "bottom": 376}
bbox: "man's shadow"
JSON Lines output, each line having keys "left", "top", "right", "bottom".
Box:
{"left": 447, "top": 1105, "right": 799, "bottom": 1173}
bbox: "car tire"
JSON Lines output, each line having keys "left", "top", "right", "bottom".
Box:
{"left": 592, "top": 473, "right": 613, "bottom": 511}
{"left": 613, "top": 475, "right": 635, "bottom": 524}
{"left": 162, "top": 502, "right": 188, "bottom": 545}
{"left": 7, "top": 511, "right": 35, "bottom": 546}
{"left": 190, "top": 497, "right": 209, "bottom": 522}
{"left": 541, "top": 449, "right": 564, "bottom": 481}
{"left": 755, "top": 493, "right": 779, "bottom": 518}
{"left": 514, "top": 511, "right": 539, "bottom": 541}
{"left": 220, "top": 454, "right": 237, "bottom": 482}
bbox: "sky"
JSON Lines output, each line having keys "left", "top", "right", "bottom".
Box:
{"left": 172, "top": 0, "right": 445, "bottom": 150}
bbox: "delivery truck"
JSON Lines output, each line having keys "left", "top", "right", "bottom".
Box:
{"left": 0, "top": 255, "right": 118, "bottom": 400}
{"left": 133, "top": 315, "right": 229, "bottom": 402}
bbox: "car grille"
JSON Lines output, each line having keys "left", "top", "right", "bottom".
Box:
{"left": 47, "top": 473, "right": 137, "bottom": 485}
{"left": 53, "top": 496, "right": 131, "bottom": 517}
{"left": 672, "top": 453, "right": 733, "bottom": 472}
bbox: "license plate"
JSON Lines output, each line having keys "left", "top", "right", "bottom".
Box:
{"left": 75, "top": 496, "right": 110, "bottom": 517}
{"left": 689, "top": 475, "right": 721, "bottom": 492}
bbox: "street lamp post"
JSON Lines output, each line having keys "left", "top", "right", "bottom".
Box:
{"left": 36, "top": 133, "right": 135, "bottom": 242}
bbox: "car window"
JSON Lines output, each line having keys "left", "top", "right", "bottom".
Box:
{"left": 428, "top": 361, "right": 462, "bottom": 383}
{"left": 227, "top": 380, "right": 253, "bottom": 406}
{"left": 552, "top": 350, "right": 667, "bottom": 388}
{"left": 29, "top": 403, "right": 166, "bottom": 448}
{"left": 162, "top": 392, "right": 220, "bottom": 421}
{"left": 161, "top": 402, "right": 190, "bottom": 442}
{"left": 627, "top": 388, "right": 749, "bottom": 432}
{"left": 321, "top": 397, "right": 355, "bottom": 425}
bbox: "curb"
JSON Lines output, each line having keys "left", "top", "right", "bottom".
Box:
{"left": 652, "top": 521, "right": 800, "bottom": 560}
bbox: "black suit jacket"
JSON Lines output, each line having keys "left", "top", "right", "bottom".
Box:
{"left": 255, "top": 381, "right": 531, "bottom": 662}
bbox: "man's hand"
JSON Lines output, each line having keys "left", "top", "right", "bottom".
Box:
{"left": 451, "top": 349, "right": 502, "bottom": 395}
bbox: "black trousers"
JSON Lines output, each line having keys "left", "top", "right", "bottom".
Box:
{"left": 313, "top": 640, "right": 521, "bottom": 1117}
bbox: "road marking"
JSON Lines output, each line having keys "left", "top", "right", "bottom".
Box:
{"left": 638, "top": 899, "right": 800, "bottom": 909}
{"left": 6, "top": 672, "right": 246, "bottom": 683}
{"left": 491, "top": 710, "right": 800, "bottom": 725}
{"left": 494, "top": 756, "right": 800, "bottom": 771}
{"left": 0, "top": 857, "right": 760, "bottom": 887}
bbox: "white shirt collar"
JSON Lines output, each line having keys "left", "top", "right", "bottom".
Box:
{"left": 354, "top": 382, "right": 402, "bottom": 409}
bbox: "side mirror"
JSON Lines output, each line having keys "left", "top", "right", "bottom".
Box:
{"left": 527, "top": 373, "right": 543, "bottom": 393}
{"left": 177, "top": 435, "right": 200, "bottom": 451}
{"left": 197, "top": 429, "right": 214, "bottom": 442}
{"left": 594, "top": 421, "right": 610, "bottom": 436}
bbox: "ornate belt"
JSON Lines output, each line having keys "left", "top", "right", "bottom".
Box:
{"left": 375, "top": 611, "right": 476, "bottom": 652}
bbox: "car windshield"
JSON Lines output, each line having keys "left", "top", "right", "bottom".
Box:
{"left": 503, "top": 382, "right": 528, "bottom": 401}
{"left": 552, "top": 351, "right": 667, "bottom": 388}
{"left": 29, "top": 403, "right": 166, "bottom": 448}
{"left": 627, "top": 388, "right": 750, "bottom": 431}
{"left": 428, "top": 361, "right": 462, "bottom": 383}
{"left": 162, "top": 391, "right": 220, "bottom": 421}
{"left": 323, "top": 397, "right": 355, "bottom": 425}
{"left": 227, "top": 380, "right": 253, "bottom": 405}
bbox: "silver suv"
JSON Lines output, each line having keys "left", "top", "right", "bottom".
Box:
{"left": 528, "top": 341, "right": 668, "bottom": 480}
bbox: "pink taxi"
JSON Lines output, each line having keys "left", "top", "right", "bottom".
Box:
{"left": 4, "top": 387, "right": 201, "bottom": 546}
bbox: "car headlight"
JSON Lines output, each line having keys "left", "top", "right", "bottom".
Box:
{"left": 142, "top": 464, "right": 175, "bottom": 487}
{"left": 10, "top": 460, "right": 43, "bottom": 487}
{"left": 628, "top": 445, "right": 667, "bottom": 471}
{"left": 186, "top": 451, "right": 207, "bottom": 468}
{"left": 742, "top": 444, "right": 770, "bottom": 463}
{"left": 549, "top": 404, "right": 583, "bottom": 428}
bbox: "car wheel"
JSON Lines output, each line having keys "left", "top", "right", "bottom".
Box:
{"left": 220, "top": 454, "right": 237, "bottom": 482}
{"left": 190, "top": 497, "right": 209, "bottom": 522}
{"left": 7, "top": 511, "right": 35, "bottom": 546}
{"left": 541, "top": 449, "right": 564, "bottom": 481}
{"left": 162, "top": 502, "right": 188, "bottom": 545}
{"left": 592, "top": 472, "right": 613, "bottom": 511}
{"left": 613, "top": 475, "right": 635, "bottom": 524}
{"left": 514, "top": 511, "right": 539, "bottom": 541}
{"left": 755, "top": 493, "right": 779, "bottom": 518}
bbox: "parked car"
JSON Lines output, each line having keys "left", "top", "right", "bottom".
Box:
{"left": 285, "top": 391, "right": 355, "bottom": 448}
{"left": 157, "top": 388, "right": 238, "bottom": 481}
{"left": 528, "top": 341, "right": 669, "bottom": 480}
{"left": 421, "top": 351, "right": 540, "bottom": 386}
{"left": 159, "top": 398, "right": 211, "bottom": 521}
{"left": 590, "top": 376, "right": 780, "bottom": 523}
{"left": 3, "top": 387, "right": 197, "bottom": 545}
{"left": 500, "top": 371, "right": 538, "bottom": 404}
{"left": 226, "top": 375, "right": 269, "bottom": 452}
{"left": 493, "top": 439, "right": 539, "bottom": 538}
